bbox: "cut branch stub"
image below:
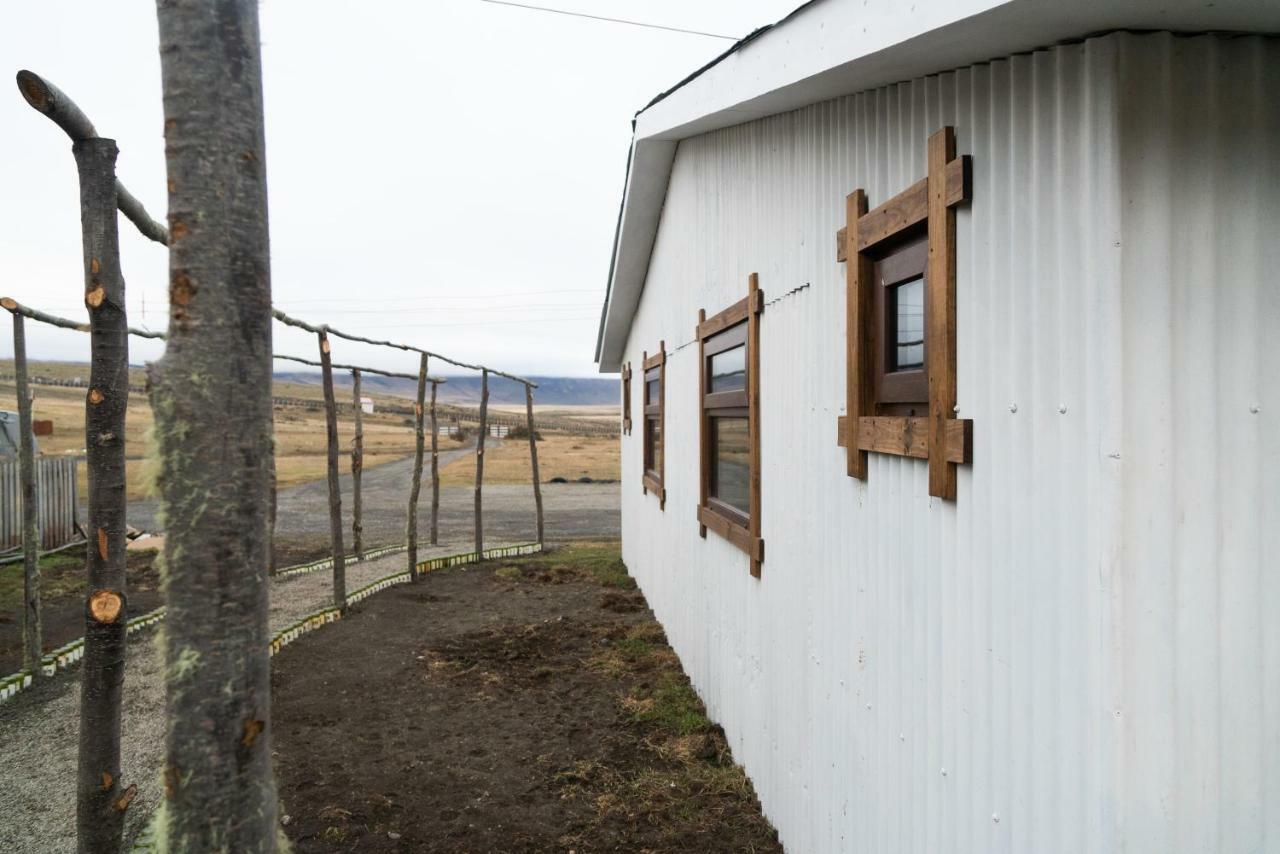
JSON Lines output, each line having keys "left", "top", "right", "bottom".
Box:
{"left": 88, "top": 590, "right": 123, "bottom": 624}
{"left": 86, "top": 285, "right": 105, "bottom": 308}
{"left": 113, "top": 784, "right": 137, "bottom": 812}
{"left": 89, "top": 389, "right": 105, "bottom": 405}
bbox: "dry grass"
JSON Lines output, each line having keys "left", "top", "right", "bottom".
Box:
{"left": 1, "top": 374, "right": 418, "bottom": 502}
{"left": 437, "top": 433, "right": 618, "bottom": 487}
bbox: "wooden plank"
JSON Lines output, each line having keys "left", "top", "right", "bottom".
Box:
{"left": 854, "top": 156, "right": 970, "bottom": 252}
{"left": 642, "top": 348, "right": 665, "bottom": 370}
{"left": 696, "top": 295, "right": 750, "bottom": 340}
{"left": 697, "top": 309, "right": 708, "bottom": 538}
{"left": 657, "top": 341, "right": 665, "bottom": 510}
{"left": 842, "top": 415, "right": 971, "bottom": 463}
{"left": 697, "top": 505, "right": 764, "bottom": 561}
{"left": 927, "top": 127, "right": 960, "bottom": 500}
{"left": 642, "top": 472, "right": 665, "bottom": 504}
{"left": 747, "top": 273, "right": 763, "bottom": 578}
{"left": 844, "top": 189, "right": 873, "bottom": 479}
{"left": 858, "top": 416, "right": 929, "bottom": 459}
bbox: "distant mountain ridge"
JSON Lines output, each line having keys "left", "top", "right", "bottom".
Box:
{"left": 274, "top": 372, "right": 617, "bottom": 407}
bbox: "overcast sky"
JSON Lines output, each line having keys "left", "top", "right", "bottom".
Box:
{"left": 0, "top": 0, "right": 798, "bottom": 378}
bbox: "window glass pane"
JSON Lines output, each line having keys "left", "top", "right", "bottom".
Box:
{"left": 710, "top": 417, "right": 749, "bottom": 515}
{"left": 645, "top": 417, "right": 662, "bottom": 474}
{"left": 893, "top": 276, "right": 924, "bottom": 370}
{"left": 709, "top": 344, "right": 746, "bottom": 393}
{"left": 646, "top": 378, "right": 660, "bottom": 405}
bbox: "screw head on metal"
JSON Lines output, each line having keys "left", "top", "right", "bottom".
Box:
{"left": 1009, "top": 403, "right": 1018, "bottom": 413}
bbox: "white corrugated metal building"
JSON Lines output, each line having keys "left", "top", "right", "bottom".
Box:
{"left": 595, "top": 2, "right": 1279, "bottom": 852}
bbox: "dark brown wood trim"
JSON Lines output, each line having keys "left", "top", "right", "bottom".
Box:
{"left": 843, "top": 155, "right": 971, "bottom": 256}
{"left": 643, "top": 348, "right": 665, "bottom": 370}
{"left": 697, "top": 308, "right": 708, "bottom": 537}
{"left": 746, "top": 272, "right": 763, "bottom": 578}
{"left": 843, "top": 189, "right": 873, "bottom": 478}
{"left": 621, "top": 361, "right": 632, "bottom": 435}
{"left": 926, "top": 129, "right": 959, "bottom": 500}
{"left": 642, "top": 471, "right": 666, "bottom": 507}
{"left": 697, "top": 505, "right": 763, "bottom": 562}
{"left": 836, "top": 415, "right": 971, "bottom": 464}
{"left": 697, "top": 295, "right": 750, "bottom": 340}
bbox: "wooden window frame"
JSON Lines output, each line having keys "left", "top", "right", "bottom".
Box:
{"left": 697, "top": 274, "right": 764, "bottom": 577}
{"left": 641, "top": 343, "right": 665, "bottom": 507}
{"left": 621, "top": 362, "right": 632, "bottom": 435}
{"left": 835, "top": 126, "right": 974, "bottom": 500}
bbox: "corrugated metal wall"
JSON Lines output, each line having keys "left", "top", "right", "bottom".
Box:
{"left": 1, "top": 456, "right": 80, "bottom": 550}
{"left": 617, "top": 32, "right": 1279, "bottom": 854}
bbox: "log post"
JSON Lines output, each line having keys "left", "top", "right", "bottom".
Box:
{"left": 151, "top": 2, "right": 280, "bottom": 846}
{"left": 474, "top": 370, "right": 489, "bottom": 556}
{"left": 429, "top": 379, "right": 439, "bottom": 546}
{"left": 268, "top": 440, "right": 277, "bottom": 575}
{"left": 9, "top": 307, "right": 43, "bottom": 677}
{"left": 406, "top": 355, "right": 428, "bottom": 580}
{"left": 73, "top": 137, "right": 131, "bottom": 853}
{"left": 525, "top": 384, "right": 544, "bottom": 548}
{"left": 350, "top": 368, "right": 364, "bottom": 561}
{"left": 318, "top": 330, "right": 347, "bottom": 610}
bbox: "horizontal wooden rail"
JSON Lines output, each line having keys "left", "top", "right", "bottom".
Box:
{"left": 272, "top": 353, "right": 444, "bottom": 384}
{"left": 272, "top": 309, "right": 538, "bottom": 388}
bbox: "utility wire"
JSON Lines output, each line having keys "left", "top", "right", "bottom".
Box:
{"left": 475, "top": 0, "right": 738, "bottom": 40}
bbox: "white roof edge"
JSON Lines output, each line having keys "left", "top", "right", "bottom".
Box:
{"left": 595, "top": 0, "right": 1280, "bottom": 371}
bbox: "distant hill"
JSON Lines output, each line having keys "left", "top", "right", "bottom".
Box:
{"left": 273, "top": 372, "right": 617, "bottom": 407}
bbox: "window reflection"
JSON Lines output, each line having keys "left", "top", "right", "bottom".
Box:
{"left": 710, "top": 417, "right": 749, "bottom": 514}
{"left": 709, "top": 345, "right": 746, "bottom": 393}
{"left": 893, "top": 276, "right": 924, "bottom": 370}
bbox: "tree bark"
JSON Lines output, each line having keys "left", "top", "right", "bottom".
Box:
{"left": 429, "top": 380, "right": 439, "bottom": 546}
{"left": 350, "top": 369, "right": 363, "bottom": 561}
{"left": 407, "top": 355, "right": 428, "bottom": 580}
{"left": 10, "top": 310, "right": 43, "bottom": 677}
{"left": 72, "top": 137, "right": 130, "bottom": 854}
{"left": 151, "top": 1, "right": 279, "bottom": 849}
{"left": 318, "top": 330, "right": 347, "bottom": 610}
{"left": 525, "top": 384, "right": 544, "bottom": 548}
{"left": 475, "top": 370, "right": 489, "bottom": 556}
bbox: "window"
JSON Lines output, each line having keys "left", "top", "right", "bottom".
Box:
{"left": 697, "top": 274, "right": 764, "bottom": 577}
{"left": 872, "top": 232, "right": 928, "bottom": 414}
{"left": 835, "top": 126, "right": 973, "bottom": 500}
{"left": 621, "top": 362, "right": 632, "bottom": 435}
{"left": 641, "top": 344, "right": 665, "bottom": 507}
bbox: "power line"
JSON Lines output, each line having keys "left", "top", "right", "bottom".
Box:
{"left": 475, "top": 0, "right": 738, "bottom": 40}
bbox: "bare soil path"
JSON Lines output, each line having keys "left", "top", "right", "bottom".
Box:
{"left": 273, "top": 543, "right": 781, "bottom": 853}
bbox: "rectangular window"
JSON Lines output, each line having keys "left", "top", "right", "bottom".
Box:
{"left": 696, "top": 275, "right": 764, "bottom": 577}
{"left": 641, "top": 344, "right": 665, "bottom": 507}
{"left": 873, "top": 232, "right": 928, "bottom": 413}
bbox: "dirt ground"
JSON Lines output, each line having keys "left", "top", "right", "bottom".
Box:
{"left": 0, "top": 545, "right": 163, "bottom": 673}
{"left": 273, "top": 543, "right": 781, "bottom": 853}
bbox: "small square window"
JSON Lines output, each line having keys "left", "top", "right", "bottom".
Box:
{"left": 873, "top": 233, "right": 928, "bottom": 412}
{"left": 709, "top": 415, "right": 749, "bottom": 518}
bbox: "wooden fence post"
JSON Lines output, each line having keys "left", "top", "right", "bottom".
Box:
{"left": 71, "top": 136, "right": 131, "bottom": 852}
{"left": 407, "top": 355, "right": 427, "bottom": 580}
{"left": 350, "top": 368, "right": 364, "bottom": 561}
{"left": 8, "top": 306, "right": 43, "bottom": 677}
{"left": 151, "top": 1, "right": 280, "bottom": 845}
{"left": 318, "top": 330, "right": 347, "bottom": 611}
{"left": 525, "top": 384, "right": 544, "bottom": 548}
{"left": 429, "top": 379, "right": 439, "bottom": 546}
{"left": 475, "top": 369, "right": 488, "bottom": 556}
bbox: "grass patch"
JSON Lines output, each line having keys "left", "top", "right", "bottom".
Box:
{"left": 490, "top": 541, "right": 634, "bottom": 590}
{"left": 0, "top": 544, "right": 161, "bottom": 614}
{"left": 626, "top": 675, "right": 710, "bottom": 737}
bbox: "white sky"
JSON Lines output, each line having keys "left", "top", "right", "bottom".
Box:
{"left": 0, "top": 0, "right": 798, "bottom": 378}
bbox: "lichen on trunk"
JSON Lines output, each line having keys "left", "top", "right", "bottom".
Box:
{"left": 151, "top": 0, "right": 279, "bottom": 849}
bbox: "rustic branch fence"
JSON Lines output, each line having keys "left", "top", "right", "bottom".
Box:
{"left": 9, "top": 55, "right": 549, "bottom": 853}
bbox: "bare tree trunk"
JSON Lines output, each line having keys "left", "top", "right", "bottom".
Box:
{"left": 350, "top": 369, "right": 363, "bottom": 561}
{"left": 406, "top": 355, "right": 428, "bottom": 580}
{"left": 318, "top": 330, "right": 346, "bottom": 611}
{"left": 474, "top": 370, "right": 488, "bottom": 556}
{"left": 72, "top": 136, "right": 130, "bottom": 854}
{"left": 151, "top": 1, "right": 279, "bottom": 848}
{"left": 429, "top": 380, "right": 439, "bottom": 546}
{"left": 525, "top": 384, "right": 544, "bottom": 548}
{"left": 268, "top": 439, "right": 277, "bottom": 575}
{"left": 9, "top": 309, "right": 43, "bottom": 677}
